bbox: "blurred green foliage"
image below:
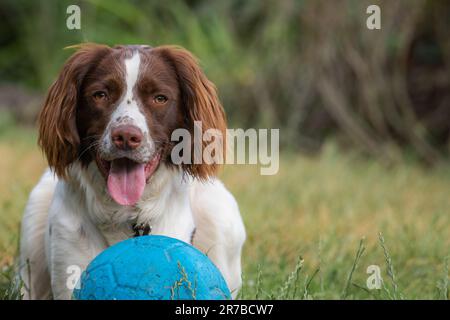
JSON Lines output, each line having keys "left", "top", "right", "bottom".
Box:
{"left": 0, "top": 0, "right": 449, "bottom": 161}
{"left": 0, "top": 1, "right": 449, "bottom": 300}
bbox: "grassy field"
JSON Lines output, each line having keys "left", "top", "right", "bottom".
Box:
{"left": 0, "top": 123, "right": 449, "bottom": 299}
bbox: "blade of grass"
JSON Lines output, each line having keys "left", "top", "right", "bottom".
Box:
{"left": 437, "top": 255, "right": 448, "bottom": 300}
{"left": 341, "top": 238, "right": 366, "bottom": 299}
{"left": 378, "top": 232, "right": 403, "bottom": 299}
{"left": 302, "top": 268, "right": 320, "bottom": 299}
{"left": 278, "top": 255, "right": 304, "bottom": 299}
{"left": 255, "top": 264, "right": 263, "bottom": 300}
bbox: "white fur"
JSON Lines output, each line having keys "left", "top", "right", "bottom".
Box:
{"left": 100, "top": 52, "right": 155, "bottom": 163}
{"left": 19, "top": 164, "right": 245, "bottom": 299}
{"left": 19, "top": 49, "right": 245, "bottom": 300}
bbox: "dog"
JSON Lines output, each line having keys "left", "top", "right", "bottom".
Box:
{"left": 19, "top": 43, "right": 246, "bottom": 299}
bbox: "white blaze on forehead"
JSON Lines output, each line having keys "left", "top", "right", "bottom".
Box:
{"left": 100, "top": 51, "right": 154, "bottom": 162}
{"left": 124, "top": 53, "right": 140, "bottom": 102}
{"left": 110, "top": 52, "right": 149, "bottom": 135}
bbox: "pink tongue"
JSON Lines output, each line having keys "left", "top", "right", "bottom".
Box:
{"left": 107, "top": 158, "right": 146, "bottom": 206}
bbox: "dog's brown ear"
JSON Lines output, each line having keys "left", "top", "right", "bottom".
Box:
{"left": 38, "top": 43, "right": 111, "bottom": 179}
{"left": 156, "top": 46, "right": 227, "bottom": 180}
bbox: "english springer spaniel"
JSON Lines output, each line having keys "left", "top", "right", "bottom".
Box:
{"left": 19, "top": 44, "right": 245, "bottom": 300}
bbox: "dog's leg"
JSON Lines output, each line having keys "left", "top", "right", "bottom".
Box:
{"left": 19, "top": 170, "right": 56, "bottom": 300}
{"left": 19, "top": 211, "right": 52, "bottom": 300}
{"left": 46, "top": 184, "right": 107, "bottom": 300}
{"left": 190, "top": 180, "right": 246, "bottom": 299}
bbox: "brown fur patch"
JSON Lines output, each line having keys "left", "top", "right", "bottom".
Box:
{"left": 39, "top": 43, "right": 226, "bottom": 181}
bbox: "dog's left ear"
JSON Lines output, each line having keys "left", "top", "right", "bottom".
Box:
{"left": 156, "top": 46, "right": 227, "bottom": 180}
{"left": 38, "top": 43, "right": 111, "bottom": 179}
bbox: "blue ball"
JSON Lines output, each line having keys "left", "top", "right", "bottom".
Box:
{"left": 72, "top": 235, "right": 231, "bottom": 300}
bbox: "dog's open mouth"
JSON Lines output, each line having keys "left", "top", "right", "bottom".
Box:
{"left": 97, "top": 153, "right": 161, "bottom": 206}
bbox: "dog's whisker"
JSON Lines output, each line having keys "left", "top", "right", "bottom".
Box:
{"left": 77, "top": 141, "right": 101, "bottom": 161}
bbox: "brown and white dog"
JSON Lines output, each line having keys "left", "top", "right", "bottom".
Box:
{"left": 19, "top": 44, "right": 245, "bottom": 299}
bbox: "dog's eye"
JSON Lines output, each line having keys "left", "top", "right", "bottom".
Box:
{"left": 92, "top": 91, "right": 108, "bottom": 101}
{"left": 153, "top": 95, "right": 168, "bottom": 104}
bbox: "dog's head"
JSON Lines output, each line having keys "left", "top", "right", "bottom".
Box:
{"left": 38, "top": 43, "right": 226, "bottom": 205}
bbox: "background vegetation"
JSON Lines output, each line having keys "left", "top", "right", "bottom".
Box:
{"left": 0, "top": 0, "right": 449, "bottom": 299}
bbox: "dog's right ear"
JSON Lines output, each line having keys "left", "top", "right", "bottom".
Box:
{"left": 155, "top": 46, "right": 227, "bottom": 180}
{"left": 38, "top": 43, "right": 111, "bottom": 179}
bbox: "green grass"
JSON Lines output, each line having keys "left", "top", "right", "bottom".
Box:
{"left": 0, "top": 125, "right": 449, "bottom": 299}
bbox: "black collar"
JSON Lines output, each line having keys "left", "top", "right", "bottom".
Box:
{"left": 132, "top": 223, "right": 151, "bottom": 237}
{"left": 131, "top": 222, "right": 196, "bottom": 245}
